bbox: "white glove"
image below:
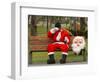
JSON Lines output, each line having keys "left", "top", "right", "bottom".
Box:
{"left": 50, "top": 27, "right": 59, "bottom": 34}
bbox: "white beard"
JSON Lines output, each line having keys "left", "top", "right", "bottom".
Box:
{"left": 72, "top": 44, "right": 82, "bottom": 54}
{"left": 71, "top": 36, "right": 85, "bottom": 55}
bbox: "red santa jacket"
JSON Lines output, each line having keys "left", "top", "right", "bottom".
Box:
{"left": 48, "top": 28, "right": 70, "bottom": 44}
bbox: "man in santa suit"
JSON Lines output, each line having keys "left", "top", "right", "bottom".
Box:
{"left": 47, "top": 22, "right": 70, "bottom": 64}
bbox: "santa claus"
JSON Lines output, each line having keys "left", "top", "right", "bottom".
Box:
{"left": 71, "top": 36, "right": 86, "bottom": 55}
{"left": 47, "top": 22, "right": 70, "bottom": 64}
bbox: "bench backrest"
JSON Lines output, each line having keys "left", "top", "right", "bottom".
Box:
{"left": 29, "top": 36, "right": 53, "bottom": 51}
{"left": 29, "top": 36, "right": 74, "bottom": 52}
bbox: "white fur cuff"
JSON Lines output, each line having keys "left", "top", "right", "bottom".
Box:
{"left": 62, "top": 52, "right": 68, "bottom": 55}
{"left": 48, "top": 52, "right": 55, "bottom": 55}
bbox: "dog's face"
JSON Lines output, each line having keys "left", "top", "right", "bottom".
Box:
{"left": 72, "top": 36, "right": 85, "bottom": 54}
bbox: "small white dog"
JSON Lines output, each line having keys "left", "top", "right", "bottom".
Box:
{"left": 71, "top": 36, "right": 86, "bottom": 55}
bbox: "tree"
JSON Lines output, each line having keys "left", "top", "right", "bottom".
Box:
{"left": 31, "top": 15, "right": 37, "bottom": 36}
{"left": 80, "top": 17, "right": 87, "bottom": 38}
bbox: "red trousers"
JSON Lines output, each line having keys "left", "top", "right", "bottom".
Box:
{"left": 47, "top": 42, "right": 69, "bottom": 55}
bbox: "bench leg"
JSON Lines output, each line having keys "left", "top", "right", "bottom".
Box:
{"left": 28, "top": 51, "right": 32, "bottom": 64}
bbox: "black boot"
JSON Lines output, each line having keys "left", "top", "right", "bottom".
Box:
{"left": 47, "top": 54, "right": 55, "bottom": 64}
{"left": 60, "top": 54, "right": 67, "bottom": 64}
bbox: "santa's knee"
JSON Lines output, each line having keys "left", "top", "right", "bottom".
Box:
{"left": 60, "top": 44, "right": 69, "bottom": 52}
{"left": 48, "top": 44, "right": 56, "bottom": 53}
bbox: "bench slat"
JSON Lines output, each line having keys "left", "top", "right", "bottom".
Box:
{"left": 30, "top": 41, "right": 52, "bottom": 45}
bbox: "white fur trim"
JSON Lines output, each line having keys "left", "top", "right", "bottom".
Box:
{"left": 56, "top": 32, "right": 61, "bottom": 41}
{"left": 62, "top": 52, "right": 68, "bottom": 55}
{"left": 53, "top": 42, "right": 64, "bottom": 44}
{"left": 50, "top": 29, "right": 55, "bottom": 34}
{"left": 64, "top": 37, "right": 69, "bottom": 43}
{"left": 50, "top": 27, "right": 59, "bottom": 34}
{"left": 48, "top": 52, "right": 55, "bottom": 55}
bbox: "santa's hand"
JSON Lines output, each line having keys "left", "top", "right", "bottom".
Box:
{"left": 64, "top": 37, "right": 69, "bottom": 44}
{"left": 50, "top": 27, "right": 59, "bottom": 34}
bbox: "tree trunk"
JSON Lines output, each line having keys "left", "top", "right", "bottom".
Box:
{"left": 80, "top": 18, "right": 86, "bottom": 36}
{"left": 31, "top": 16, "right": 37, "bottom": 36}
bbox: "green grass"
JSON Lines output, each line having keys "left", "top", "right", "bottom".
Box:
{"left": 32, "top": 51, "right": 87, "bottom": 64}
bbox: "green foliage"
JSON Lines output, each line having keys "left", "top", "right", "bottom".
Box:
{"left": 32, "top": 51, "right": 87, "bottom": 64}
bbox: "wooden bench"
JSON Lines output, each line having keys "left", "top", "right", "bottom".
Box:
{"left": 28, "top": 35, "right": 73, "bottom": 64}
{"left": 29, "top": 36, "right": 53, "bottom": 52}
{"left": 28, "top": 36, "right": 86, "bottom": 64}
